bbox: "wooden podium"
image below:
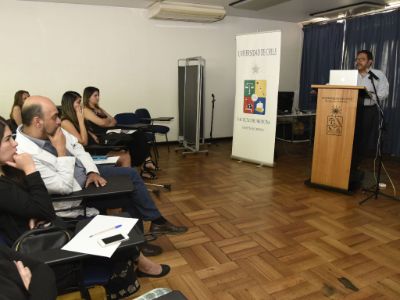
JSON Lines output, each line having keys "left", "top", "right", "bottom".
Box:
{"left": 310, "top": 85, "right": 366, "bottom": 191}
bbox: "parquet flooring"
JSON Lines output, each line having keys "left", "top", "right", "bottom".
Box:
{"left": 135, "top": 141, "right": 400, "bottom": 299}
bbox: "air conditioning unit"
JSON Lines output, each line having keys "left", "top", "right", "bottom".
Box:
{"left": 229, "top": 0, "right": 290, "bottom": 11}
{"left": 148, "top": 1, "right": 226, "bottom": 23}
{"left": 310, "top": 2, "right": 385, "bottom": 18}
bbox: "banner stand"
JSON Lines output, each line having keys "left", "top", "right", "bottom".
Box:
{"left": 231, "top": 31, "right": 281, "bottom": 167}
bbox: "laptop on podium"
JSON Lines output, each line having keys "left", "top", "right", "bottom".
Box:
{"left": 329, "top": 70, "right": 358, "bottom": 86}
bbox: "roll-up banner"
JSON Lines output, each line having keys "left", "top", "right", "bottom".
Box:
{"left": 232, "top": 31, "right": 281, "bottom": 166}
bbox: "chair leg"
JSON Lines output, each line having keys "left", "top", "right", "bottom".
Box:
{"left": 78, "top": 261, "right": 92, "bottom": 300}
{"left": 154, "top": 136, "right": 159, "bottom": 158}
{"left": 151, "top": 135, "right": 159, "bottom": 168}
{"left": 165, "top": 133, "right": 170, "bottom": 152}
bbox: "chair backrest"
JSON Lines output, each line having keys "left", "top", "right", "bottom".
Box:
{"left": 114, "top": 113, "right": 140, "bottom": 125}
{"left": 135, "top": 108, "right": 151, "bottom": 125}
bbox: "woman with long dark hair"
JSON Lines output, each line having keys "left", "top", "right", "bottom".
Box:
{"left": 9, "top": 90, "right": 30, "bottom": 132}
{"left": 61, "top": 91, "right": 131, "bottom": 167}
{"left": 82, "top": 86, "right": 157, "bottom": 179}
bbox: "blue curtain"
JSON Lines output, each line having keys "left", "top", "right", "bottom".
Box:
{"left": 299, "top": 22, "right": 344, "bottom": 110}
{"left": 342, "top": 10, "right": 400, "bottom": 155}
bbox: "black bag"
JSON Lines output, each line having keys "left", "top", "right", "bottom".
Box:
{"left": 12, "top": 225, "right": 72, "bottom": 255}
{"left": 101, "top": 132, "right": 132, "bottom": 146}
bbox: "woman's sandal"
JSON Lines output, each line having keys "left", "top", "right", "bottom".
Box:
{"left": 141, "top": 169, "right": 157, "bottom": 180}
{"left": 144, "top": 159, "right": 158, "bottom": 171}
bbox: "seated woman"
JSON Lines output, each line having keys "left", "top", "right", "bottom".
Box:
{"left": 9, "top": 90, "right": 30, "bottom": 132}
{"left": 0, "top": 245, "right": 57, "bottom": 300}
{"left": 0, "top": 116, "right": 170, "bottom": 298}
{"left": 82, "top": 86, "right": 157, "bottom": 179}
{"left": 61, "top": 91, "right": 131, "bottom": 168}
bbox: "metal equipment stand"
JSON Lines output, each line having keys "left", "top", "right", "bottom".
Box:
{"left": 176, "top": 56, "right": 208, "bottom": 156}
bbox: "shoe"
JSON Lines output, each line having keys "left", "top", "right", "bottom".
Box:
{"left": 141, "top": 169, "right": 157, "bottom": 180}
{"left": 150, "top": 221, "right": 188, "bottom": 235}
{"left": 144, "top": 159, "right": 158, "bottom": 171}
{"left": 137, "top": 264, "right": 171, "bottom": 278}
{"left": 140, "top": 243, "right": 163, "bottom": 257}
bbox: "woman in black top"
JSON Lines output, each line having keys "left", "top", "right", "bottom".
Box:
{"left": 0, "top": 116, "right": 170, "bottom": 298}
{"left": 0, "top": 116, "right": 57, "bottom": 299}
{"left": 0, "top": 245, "right": 57, "bottom": 300}
{"left": 82, "top": 86, "right": 157, "bottom": 179}
{"left": 0, "top": 119, "right": 56, "bottom": 243}
{"left": 60, "top": 91, "right": 132, "bottom": 168}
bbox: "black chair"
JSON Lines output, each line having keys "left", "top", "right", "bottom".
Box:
{"left": 114, "top": 112, "right": 160, "bottom": 166}
{"left": 114, "top": 113, "right": 172, "bottom": 194}
{"left": 135, "top": 108, "right": 171, "bottom": 152}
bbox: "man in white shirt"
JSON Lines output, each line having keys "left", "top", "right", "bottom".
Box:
{"left": 16, "top": 96, "right": 187, "bottom": 256}
{"left": 353, "top": 50, "right": 389, "bottom": 171}
{"left": 356, "top": 50, "right": 389, "bottom": 105}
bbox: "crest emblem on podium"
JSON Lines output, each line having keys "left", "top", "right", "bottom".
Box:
{"left": 327, "top": 106, "right": 343, "bottom": 136}
{"left": 243, "top": 80, "right": 266, "bottom": 115}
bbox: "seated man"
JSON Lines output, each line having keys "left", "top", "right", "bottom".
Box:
{"left": 15, "top": 96, "right": 187, "bottom": 246}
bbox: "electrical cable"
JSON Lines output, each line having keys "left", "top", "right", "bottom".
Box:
{"left": 372, "top": 94, "right": 396, "bottom": 196}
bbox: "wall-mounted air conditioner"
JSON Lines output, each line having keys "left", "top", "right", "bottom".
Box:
{"left": 229, "top": 0, "right": 290, "bottom": 11}
{"left": 310, "top": 1, "right": 385, "bottom": 18}
{"left": 148, "top": 1, "right": 226, "bottom": 23}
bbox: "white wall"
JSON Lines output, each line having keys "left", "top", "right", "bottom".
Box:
{"left": 0, "top": 0, "right": 303, "bottom": 139}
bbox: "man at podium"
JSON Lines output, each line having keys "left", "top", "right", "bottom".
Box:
{"left": 354, "top": 49, "right": 389, "bottom": 164}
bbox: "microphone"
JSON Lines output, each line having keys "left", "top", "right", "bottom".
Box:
{"left": 368, "top": 70, "right": 379, "bottom": 80}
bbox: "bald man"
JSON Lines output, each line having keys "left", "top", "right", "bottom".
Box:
{"left": 15, "top": 96, "right": 187, "bottom": 241}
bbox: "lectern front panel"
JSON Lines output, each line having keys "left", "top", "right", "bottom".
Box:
{"left": 311, "top": 87, "right": 359, "bottom": 190}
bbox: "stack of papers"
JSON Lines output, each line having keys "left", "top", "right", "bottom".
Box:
{"left": 62, "top": 215, "right": 138, "bottom": 257}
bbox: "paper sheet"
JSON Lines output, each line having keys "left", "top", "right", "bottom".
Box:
{"left": 94, "top": 156, "right": 120, "bottom": 165}
{"left": 62, "top": 215, "right": 138, "bottom": 257}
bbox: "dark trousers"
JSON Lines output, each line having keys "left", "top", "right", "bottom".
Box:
{"left": 129, "top": 131, "right": 151, "bottom": 167}
{"left": 89, "top": 165, "right": 161, "bottom": 221}
{"left": 352, "top": 104, "right": 380, "bottom": 169}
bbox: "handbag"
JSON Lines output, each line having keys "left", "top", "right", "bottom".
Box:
{"left": 101, "top": 132, "right": 132, "bottom": 146}
{"left": 12, "top": 225, "right": 72, "bottom": 255}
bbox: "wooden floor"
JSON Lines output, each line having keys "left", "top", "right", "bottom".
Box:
{"left": 135, "top": 140, "right": 400, "bottom": 300}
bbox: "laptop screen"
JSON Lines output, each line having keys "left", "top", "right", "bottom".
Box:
{"left": 329, "top": 70, "right": 358, "bottom": 86}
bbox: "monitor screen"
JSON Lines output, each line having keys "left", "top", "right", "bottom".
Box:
{"left": 277, "top": 91, "right": 294, "bottom": 114}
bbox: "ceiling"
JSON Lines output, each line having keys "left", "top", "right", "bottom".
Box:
{"left": 20, "top": 0, "right": 399, "bottom": 22}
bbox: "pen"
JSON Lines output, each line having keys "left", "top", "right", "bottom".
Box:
{"left": 89, "top": 224, "right": 122, "bottom": 238}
